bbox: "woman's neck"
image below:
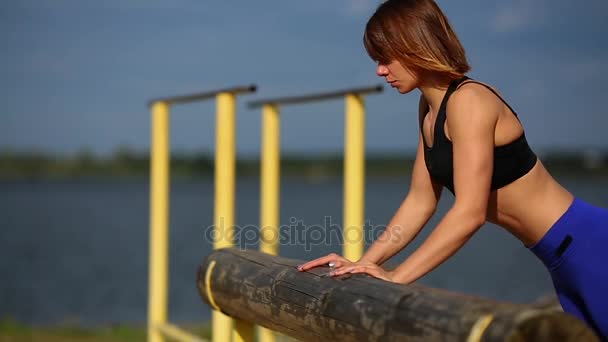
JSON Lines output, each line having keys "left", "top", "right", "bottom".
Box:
{"left": 417, "top": 75, "right": 454, "bottom": 114}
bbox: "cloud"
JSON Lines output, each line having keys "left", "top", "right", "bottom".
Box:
{"left": 12, "top": 0, "right": 205, "bottom": 11}
{"left": 517, "top": 79, "right": 547, "bottom": 99}
{"left": 563, "top": 58, "right": 608, "bottom": 84}
{"left": 490, "top": 0, "right": 544, "bottom": 33}
{"left": 342, "top": 0, "right": 378, "bottom": 17}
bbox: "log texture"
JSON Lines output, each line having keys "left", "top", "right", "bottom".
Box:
{"left": 197, "top": 248, "right": 598, "bottom": 342}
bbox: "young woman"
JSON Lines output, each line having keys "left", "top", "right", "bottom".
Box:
{"left": 297, "top": 0, "right": 607, "bottom": 337}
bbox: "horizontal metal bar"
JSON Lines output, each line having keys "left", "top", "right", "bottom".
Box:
{"left": 248, "top": 84, "right": 383, "bottom": 108}
{"left": 149, "top": 84, "right": 257, "bottom": 106}
{"left": 156, "top": 323, "right": 209, "bottom": 342}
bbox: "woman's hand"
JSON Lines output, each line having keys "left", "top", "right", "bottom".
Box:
{"left": 297, "top": 253, "right": 355, "bottom": 272}
{"left": 329, "top": 262, "right": 395, "bottom": 282}
{"left": 297, "top": 253, "right": 395, "bottom": 282}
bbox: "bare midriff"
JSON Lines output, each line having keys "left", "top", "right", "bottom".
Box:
{"left": 485, "top": 160, "right": 574, "bottom": 247}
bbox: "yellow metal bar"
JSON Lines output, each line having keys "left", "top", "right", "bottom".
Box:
{"left": 343, "top": 94, "right": 365, "bottom": 262}
{"left": 156, "top": 323, "right": 209, "bottom": 342}
{"left": 248, "top": 84, "right": 383, "bottom": 108}
{"left": 259, "top": 104, "right": 280, "bottom": 342}
{"left": 148, "top": 101, "right": 171, "bottom": 342}
{"left": 258, "top": 326, "right": 276, "bottom": 342}
{"left": 212, "top": 92, "right": 235, "bottom": 342}
{"left": 150, "top": 84, "right": 257, "bottom": 106}
{"left": 260, "top": 104, "right": 281, "bottom": 256}
{"left": 213, "top": 94, "right": 236, "bottom": 250}
{"left": 212, "top": 92, "right": 255, "bottom": 342}
{"left": 233, "top": 320, "right": 256, "bottom": 342}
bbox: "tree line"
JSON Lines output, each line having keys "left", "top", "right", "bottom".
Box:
{"left": 0, "top": 146, "right": 605, "bottom": 180}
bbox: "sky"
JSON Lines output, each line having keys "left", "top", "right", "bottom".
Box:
{"left": 1, "top": 0, "right": 607, "bottom": 157}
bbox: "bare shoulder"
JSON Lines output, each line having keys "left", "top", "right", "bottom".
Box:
{"left": 446, "top": 81, "right": 502, "bottom": 123}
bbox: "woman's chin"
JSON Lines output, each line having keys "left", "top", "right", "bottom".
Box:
{"left": 396, "top": 86, "right": 415, "bottom": 94}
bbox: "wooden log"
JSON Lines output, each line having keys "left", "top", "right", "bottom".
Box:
{"left": 197, "top": 248, "right": 598, "bottom": 342}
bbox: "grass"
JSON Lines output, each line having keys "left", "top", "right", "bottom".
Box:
{"left": 0, "top": 317, "right": 212, "bottom": 342}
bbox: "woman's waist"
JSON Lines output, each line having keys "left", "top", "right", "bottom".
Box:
{"left": 486, "top": 182, "right": 574, "bottom": 246}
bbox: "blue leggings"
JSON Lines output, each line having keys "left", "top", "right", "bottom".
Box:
{"left": 529, "top": 198, "right": 608, "bottom": 339}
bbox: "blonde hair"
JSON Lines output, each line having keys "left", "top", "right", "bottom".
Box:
{"left": 363, "top": 0, "right": 471, "bottom": 79}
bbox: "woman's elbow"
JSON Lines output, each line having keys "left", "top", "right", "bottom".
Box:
{"left": 453, "top": 204, "right": 487, "bottom": 229}
{"left": 470, "top": 212, "right": 487, "bottom": 229}
{"left": 404, "top": 193, "right": 438, "bottom": 217}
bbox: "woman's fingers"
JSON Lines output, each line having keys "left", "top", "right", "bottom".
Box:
{"left": 348, "top": 266, "right": 378, "bottom": 277}
{"left": 299, "top": 258, "right": 392, "bottom": 282}
{"left": 297, "top": 253, "right": 342, "bottom": 271}
{"left": 329, "top": 260, "right": 346, "bottom": 268}
{"left": 329, "top": 264, "right": 390, "bottom": 281}
{"left": 329, "top": 265, "right": 352, "bottom": 276}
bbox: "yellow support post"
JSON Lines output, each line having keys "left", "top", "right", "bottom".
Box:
{"left": 343, "top": 94, "right": 365, "bottom": 262}
{"left": 212, "top": 92, "right": 255, "bottom": 342}
{"left": 148, "top": 101, "right": 171, "bottom": 342}
{"left": 258, "top": 104, "right": 280, "bottom": 342}
{"left": 250, "top": 86, "right": 380, "bottom": 264}
{"left": 156, "top": 323, "right": 209, "bottom": 342}
{"left": 146, "top": 85, "right": 256, "bottom": 342}
{"left": 213, "top": 95, "right": 236, "bottom": 249}
{"left": 212, "top": 92, "right": 235, "bottom": 342}
{"left": 260, "top": 104, "right": 281, "bottom": 256}
{"left": 233, "top": 320, "right": 255, "bottom": 342}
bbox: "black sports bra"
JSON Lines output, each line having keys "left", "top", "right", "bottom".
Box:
{"left": 421, "top": 76, "right": 538, "bottom": 194}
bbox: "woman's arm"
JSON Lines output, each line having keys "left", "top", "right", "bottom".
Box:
{"left": 358, "top": 133, "right": 442, "bottom": 265}
{"left": 298, "top": 96, "right": 442, "bottom": 272}
{"left": 359, "top": 95, "right": 443, "bottom": 265}
{"left": 298, "top": 135, "right": 441, "bottom": 272}
{"left": 389, "top": 84, "right": 499, "bottom": 284}
{"left": 333, "top": 84, "right": 500, "bottom": 283}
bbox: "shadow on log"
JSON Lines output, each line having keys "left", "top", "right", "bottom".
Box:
{"left": 197, "top": 248, "right": 599, "bottom": 342}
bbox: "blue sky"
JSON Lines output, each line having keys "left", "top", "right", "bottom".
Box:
{"left": 1, "top": 0, "right": 607, "bottom": 157}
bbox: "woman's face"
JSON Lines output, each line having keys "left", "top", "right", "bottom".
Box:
{"left": 376, "top": 60, "right": 418, "bottom": 94}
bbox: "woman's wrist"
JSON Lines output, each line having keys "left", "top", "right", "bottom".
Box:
{"left": 357, "top": 255, "right": 380, "bottom": 264}
{"left": 390, "top": 270, "right": 406, "bottom": 284}
{"left": 388, "top": 262, "right": 413, "bottom": 284}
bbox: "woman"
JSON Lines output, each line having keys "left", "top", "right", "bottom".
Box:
{"left": 297, "top": 0, "right": 608, "bottom": 337}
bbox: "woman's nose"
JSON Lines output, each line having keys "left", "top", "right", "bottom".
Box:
{"left": 376, "top": 64, "right": 388, "bottom": 77}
